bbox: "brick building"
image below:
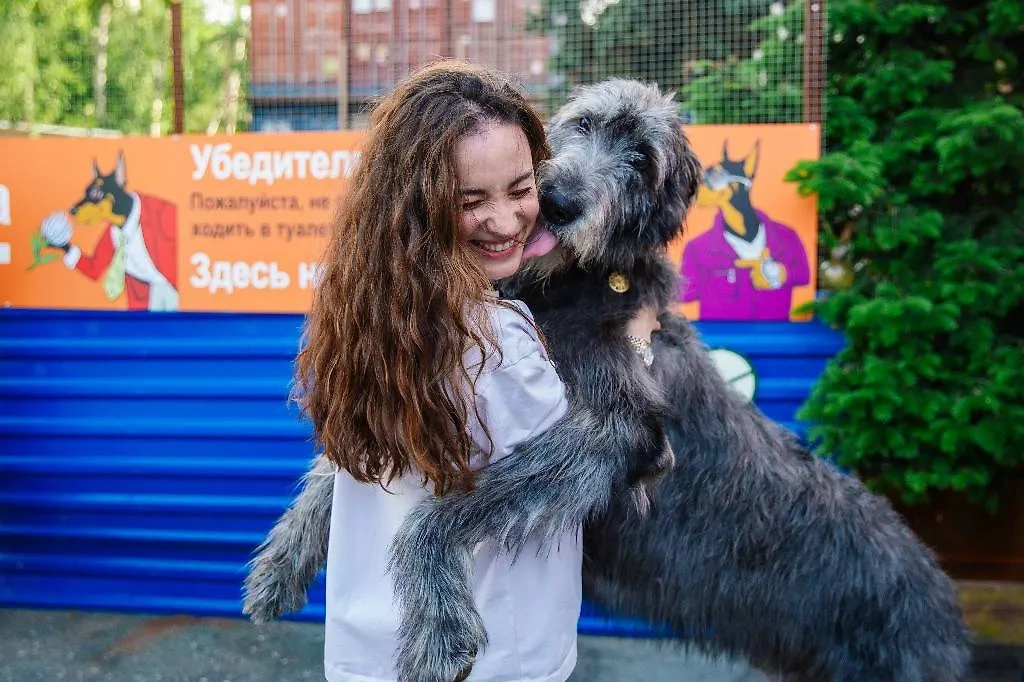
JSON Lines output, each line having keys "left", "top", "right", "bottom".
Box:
{"left": 249, "top": 0, "right": 550, "bottom": 131}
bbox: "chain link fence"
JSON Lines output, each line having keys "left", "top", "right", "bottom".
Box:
{"left": 246, "top": 0, "right": 826, "bottom": 129}
{"left": 0, "top": 0, "right": 825, "bottom": 137}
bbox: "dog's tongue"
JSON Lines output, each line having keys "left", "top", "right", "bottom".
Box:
{"left": 522, "top": 225, "right": 557, "bottom": 259}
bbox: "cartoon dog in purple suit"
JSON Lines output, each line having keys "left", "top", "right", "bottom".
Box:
{"left": 679, "top": 140, "right": 810, "bottom": 320}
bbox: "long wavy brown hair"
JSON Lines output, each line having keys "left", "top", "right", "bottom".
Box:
{"left": 293, "top": 60, "right": 551, "bottom": 496}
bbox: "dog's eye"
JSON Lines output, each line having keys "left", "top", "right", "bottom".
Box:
{"left": 576, "top": 116, "right": 593, "bottom": 135}
{"left": 632, "top": 153, "right": 649, "bottom": 171}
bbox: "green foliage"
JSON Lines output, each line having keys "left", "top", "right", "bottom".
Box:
{"left": 682, "top": 0, "right": 806, "bottom": 123}
{"left": 0, "top": 0, "right": 93, "bottom": 127}
{"left": 0, "top": 0, "right": 249, "bottom": 135}
{"left": 524, "top": 0, "right": 1022, "bottom": 507}
{"left": 525, "top": 0, "right": 776, "bottom": 115}
{"left": 787, "top": 0, "right": 1024, "bottom": 508}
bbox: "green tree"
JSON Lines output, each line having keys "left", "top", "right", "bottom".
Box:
{"left": 0, "top": 0, "right": 250, "bottom": 135}
{"left": 785, "top": 0, "right": 1024, "bottom": 508}
{"left": 181, "top": 0, "right": 251, "bottom": 134}
{"left": 0, "top": 0, "right": 94, "bottom": 127}
{"left": 681, "top": 0, "right": 806, "bottom": 123}
{"left": 525, "top": 0, "right": 776, "bottom": 114}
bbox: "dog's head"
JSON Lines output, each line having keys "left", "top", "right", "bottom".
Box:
{"left": 533, "top": 79, "right": 702, "bottom": 271}
{"left": 696, "top": 139, "right": 759, "bottom": 219}
{"left": 71, "top": 152, "right": 133, "bottom": 227}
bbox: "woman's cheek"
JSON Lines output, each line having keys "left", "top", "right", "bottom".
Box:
{"left": 523, "top": 195, "right": 541, "bottom": 225}
{"left": 458, "top": 210, "right": 477, "bottom": 240}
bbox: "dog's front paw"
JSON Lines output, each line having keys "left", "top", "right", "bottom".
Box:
{"left": 241, "top": 556, "right": 308, "bottom": 624}
{"left": 396, "top": 607, "right": 487, "bottom": 682}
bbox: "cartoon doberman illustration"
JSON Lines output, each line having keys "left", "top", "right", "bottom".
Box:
{"left": 679, "top": 140, "right": 810, "bottom": 320}
{"left": 39, "top": 152, "right": 179, "bottom": 311}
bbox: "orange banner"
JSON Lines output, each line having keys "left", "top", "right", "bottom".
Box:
{"left": 0, "top": 124, "right": 819, "bottom": 320}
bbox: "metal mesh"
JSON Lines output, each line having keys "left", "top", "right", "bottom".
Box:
{"left": 0, "top": 0, "right": 825, "bottom": 136}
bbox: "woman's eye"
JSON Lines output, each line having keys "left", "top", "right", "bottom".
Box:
{"left": 511, "top": 187, "right": 533, "bottom": 198}
{"left": 462, "top": 200, "right": 483, "bottom": 212}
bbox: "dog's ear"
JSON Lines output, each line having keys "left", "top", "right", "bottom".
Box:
{"left": 115, "top": 151, "right": 127, "bottom": 187}
{"left": 743, "top": 140, "right": 760, "bottom": 180}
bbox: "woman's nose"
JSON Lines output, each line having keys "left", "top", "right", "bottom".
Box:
{"left": 489, "top": 200, "right": 523, "bottom": 231}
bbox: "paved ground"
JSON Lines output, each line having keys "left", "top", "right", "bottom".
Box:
{"left": 1, "top": 608, "right": 1022, "bottom": 682}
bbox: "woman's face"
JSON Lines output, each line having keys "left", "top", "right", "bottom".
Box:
{"left": 454, "top": 122, "right": 540, "bottom": 282}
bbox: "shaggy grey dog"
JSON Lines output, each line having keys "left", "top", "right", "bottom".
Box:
{"left": 382, "top": 80, "right": 699, "bottom": 682}
{"left": 242, "top": 79, "right": 971, "bottom": 682}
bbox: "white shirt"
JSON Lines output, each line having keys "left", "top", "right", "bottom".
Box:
{"left": 324, "top": 299, "right": 581, "bottom": 682}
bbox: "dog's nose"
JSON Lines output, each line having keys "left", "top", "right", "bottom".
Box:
{"left": 540, "top": 188, "right": 582, "bottom": 227}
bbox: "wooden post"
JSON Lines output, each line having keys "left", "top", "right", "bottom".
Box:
{"left": 444, "top": 0, "right": 453, "bottom": 58}
{"left": 170, "top": 0, "right": 185, "bottom": 134}
{"left": 803, "top": 0, "right": 825, "bottom": 125}
{"left": 338, "top": 39, "right": 349, "bottom": 130}
{"left": 340, "top": 0, "right": 351, "bottom": 129}
{"left": 392, "top": 0, "right": 403, "bottom": 88}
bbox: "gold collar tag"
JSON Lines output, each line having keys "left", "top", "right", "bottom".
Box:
{"left": 608, "top": 272, "right": 630, "bottom": 293}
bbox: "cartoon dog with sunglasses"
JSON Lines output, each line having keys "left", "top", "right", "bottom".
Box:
{"left": 679, "top": 140, "right": 810, "bottom": 320}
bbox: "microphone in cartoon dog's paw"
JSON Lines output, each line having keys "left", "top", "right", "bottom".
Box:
{"left": 40, "top": 211, "right": 74, "bottom": 249}
{"left": 28, "top": 212, "right": 75, "bottom": 271}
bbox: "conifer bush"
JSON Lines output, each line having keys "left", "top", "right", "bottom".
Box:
{"left": 783, "top": 0, "right": 1024, "bottom": 508}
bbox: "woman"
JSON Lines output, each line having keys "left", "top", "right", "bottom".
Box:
{"left": 293, "top": 60, "right": 659, "bottom": 682}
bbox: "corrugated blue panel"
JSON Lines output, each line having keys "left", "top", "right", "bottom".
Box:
{"left": 0, "top": 309, "right": 844, "bottom": 638}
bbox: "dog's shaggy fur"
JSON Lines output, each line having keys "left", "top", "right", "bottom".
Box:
{"left": 243, "top": 79, "right": 971, "bottom": 682}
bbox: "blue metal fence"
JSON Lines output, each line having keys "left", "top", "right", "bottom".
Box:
{"left": 0, "top": 308, "right": 844, "bottom": 636}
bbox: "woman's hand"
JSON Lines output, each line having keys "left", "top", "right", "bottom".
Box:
{"left": 625, "top": 304, "right": 661, "bottom": 342}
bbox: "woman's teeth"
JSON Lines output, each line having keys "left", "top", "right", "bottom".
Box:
{"left": 476, "top": 238, "right": 516, "bottom": 253}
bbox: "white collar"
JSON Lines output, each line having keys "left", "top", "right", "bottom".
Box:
{"left": 723, "top": 222, "right": 766, "bottom": 259}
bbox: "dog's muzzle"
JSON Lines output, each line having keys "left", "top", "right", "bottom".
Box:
{"left": 539, "top": 187, "right": 583, "bottom": 229}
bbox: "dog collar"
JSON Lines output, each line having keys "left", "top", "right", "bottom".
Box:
{"left": 608, "top": 271, "right": 630, "bottom": 293}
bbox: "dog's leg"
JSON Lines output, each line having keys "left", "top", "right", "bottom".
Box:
{"left": 581, "top": 312, "right": 971, "bottom": 682}
{"left": 242, "top": 453, "right": 335, "bottom": 623}
{"left": 387, "top": 402, "right": 670, "bottom": 682}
